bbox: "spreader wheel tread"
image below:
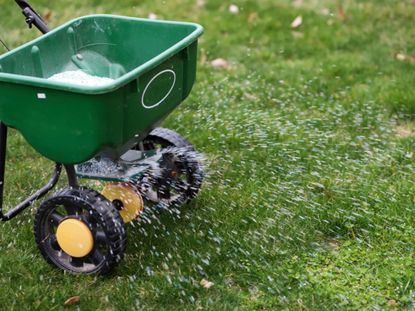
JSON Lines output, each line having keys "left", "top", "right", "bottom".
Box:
{"left": 147, "top": 127, "right": 194, "bottom": 149}
{"left": 34, "top": 187, "right": 127, "bottom": 275}
{"left": 138, "top": 128, "right": 204, "bottom": 207}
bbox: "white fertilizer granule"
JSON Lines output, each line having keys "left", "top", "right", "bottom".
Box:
{"left": 48, "top": 70, "right": 114, "bottom": 87}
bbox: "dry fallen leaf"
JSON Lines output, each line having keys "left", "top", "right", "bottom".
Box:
{"left": 229, "top": 4, "right": 239, "bottom": 14}
{"left": 64, "top": 296, "right": 80, "bottom": 306}
{"left": 43, "top": 10, "right": 54, "bottom": 23}
{"left": 395, "top": 124, "right": 415, "bottom": 138}
{"left": 210, "top": 58, "right": 230, "bottom": 69}
{"left": 291, "top": 15, "right": 302, "bottom": 28}
{"left": 148, "top": 13, "right": 158, "bottom": 20}
{"left": 327, "top": 239, "right": 339, "bottom": 250}
{"left": 395, "top": 126, "right": 412, "bottom": 137}
{"left": 395, "top": 53, "right": 415, "bottom": 62}
{"left": 387, "top": 299, "right": 398, "bottom": 307}
{"left": 200, "top": 278, "right": 214, "bottom": 289}
{"left": 292, "top": 0, "right": 303, "bottom": 7}
{"left": 248, "top": 12, "right": 258, "bottom": 24}
{"left": 244, "top": 93, "right": 258, "bottom": 102}
{"left": 396, "top": 53, "right": 406, "bottom": 61}
{"left": 320, "top": 8, "right": 330, "bottom": 16}
{"left": 337, "top": 5, "right": 346, "bottom": 20}
{"left": 196, "top": 0, "right": 205, "bottom": 8}
{"left": 291, "top": 31, "right": 304, "bottom": 38}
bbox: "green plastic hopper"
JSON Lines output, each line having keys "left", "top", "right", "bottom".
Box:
{"left": 0, "top": 14, "right": 203, "bottom": 164}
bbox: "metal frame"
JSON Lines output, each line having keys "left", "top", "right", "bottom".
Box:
{"left": 0, "top": 122, "right": 78, "bottom": 221}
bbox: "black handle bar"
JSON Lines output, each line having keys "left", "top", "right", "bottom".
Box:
{"left": 15, "top": 0, "right": 49, "bottom": 34}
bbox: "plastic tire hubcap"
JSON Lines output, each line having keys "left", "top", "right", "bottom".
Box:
{"left": 56, "top": 218, "right": 94, "bottom": 258}
{"left": 101, "top": 183, "right": 144, "bottom": 223}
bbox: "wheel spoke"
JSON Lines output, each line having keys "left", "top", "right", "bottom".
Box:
{"left": 89, "top": 249, "right": 104, "bottom": 265}
{"left": 158, "top": 185, "right": 171, "bottom": 199}
{"left": 70, "top": 257, "right": 84, "bottom": 268}
{"left": 49, "top": 234, "right": 60, "bottom": 250}
{"left": 64, "top": 204, "right": 80, "bottom": 216}
{"left": 80, "top": 211, "right": 96, "bottom": 227}
{"left": 172, "top": 179, "right": 188, "bottom": 192}
{"left": 143, "top": 188, "right": 159, "bottom": 202}
{"left": 49, "top": 212, "right": 64, "bottom": 226}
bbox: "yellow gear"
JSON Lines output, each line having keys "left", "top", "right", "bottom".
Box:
{"left": 56, "top": 218, "right": 94, "bottom": 258}
{"left": 101, "top": 183, "right": 144, "bottom": 223}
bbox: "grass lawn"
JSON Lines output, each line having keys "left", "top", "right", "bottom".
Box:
{"left": 0, "top": 0, "right": 415, "bottom": 309}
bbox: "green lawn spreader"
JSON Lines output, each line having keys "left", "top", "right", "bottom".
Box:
{"left": 0, "top": 0, "right": 204, "bottom": 274}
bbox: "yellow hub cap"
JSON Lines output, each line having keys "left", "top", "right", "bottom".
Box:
{"left": 56, "top": 218, "right": 94, "bottom": 258}
{"left": 101, "top": 183, "right": 144, "bottom": 223}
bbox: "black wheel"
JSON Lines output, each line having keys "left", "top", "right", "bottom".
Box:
{"left": 34, "top": 187, "right": 127, "bottom": 275}
{"left": 138, "top": 127, "right": 195, "bottom": 150}
{"left": 135, "top": 128, "right": 203, "bottom": 208}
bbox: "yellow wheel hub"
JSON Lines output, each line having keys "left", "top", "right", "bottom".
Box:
{"left": 101, "top": 183, "right": 144, "bottom": 223}
{"left": 56, "top": 218, "right": 94, "bottom": 258}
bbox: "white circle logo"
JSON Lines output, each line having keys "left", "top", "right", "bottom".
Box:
{"left": 141, "top": 69, "right": 176, "bottom": 109}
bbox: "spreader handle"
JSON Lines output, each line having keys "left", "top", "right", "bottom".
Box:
{"left": 15, "top": 0, "right": 49, "bottom": 34}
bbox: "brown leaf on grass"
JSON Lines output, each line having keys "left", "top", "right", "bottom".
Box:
{"left": 337, "top": 5, "right": 346, "bottom": 20}
{"left": 320, "top": 8, "right": 330, "bottom": 16}
{"left": 326, "top": 239, "right": 339, "bottom": 250}
{"left": 395, "top": 53, "right": 415, "bottom": 63}
{"left": 64, "top": 296, "right": 80, "bottom": 306}
{"left": 396, "top": 126, "right": 412, "bottom": 137}
{"left": 291, "top": 16, "right": 302, "bottom": 28}
{"left": 43, "top": 10, "right": 54, "bottom": 23}
{"left": 244, "top": 93, "right": 259, "bottom": 102}
{"left": 292, "top": 0, "right": 303, "bottom": 7}
{"left": 200, "top": 278, "right": 214, "bottom": 289}
{"left": 291, "top": 31, "right": 304, "bottom": 38}
{"left": 210, "top": 58, "right": 230, "bottom": 69}
{"left": 387, "top": 299, "right": 399, "bottom": 307}
{"left": 248, "top": 12, "right": 258, "bottom": 24}
{"left": 196, "top": 0, "right": 205, "bottom": 9}
{"left": 395, "top": 125, "right": 415, "bottom": 138}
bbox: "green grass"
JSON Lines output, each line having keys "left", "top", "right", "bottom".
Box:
{"left": 0, "top": 0, "right": 415, "bottom": 309}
